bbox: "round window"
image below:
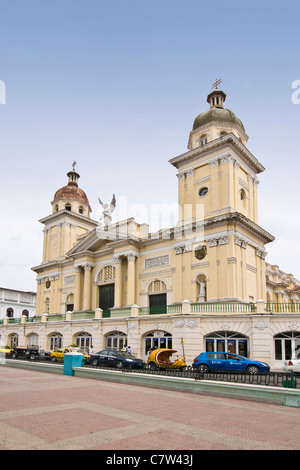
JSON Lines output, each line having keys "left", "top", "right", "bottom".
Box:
{"left": 198, "top": 187, "right": 209, "bottom": 197}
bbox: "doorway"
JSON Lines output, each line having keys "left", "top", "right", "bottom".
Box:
{"left": 99, "top": 284, "right": 115, "bottom": 311}
{"left": 149, "top": 293, "right": 167, "bottom": 314}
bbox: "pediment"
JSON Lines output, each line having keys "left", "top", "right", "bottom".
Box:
{"left": 67, "top": 225, "right": 137, "bottom": 256}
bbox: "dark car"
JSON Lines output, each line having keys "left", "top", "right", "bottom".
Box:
{"left": 90, "top": 350, "right": 145, "bottom": 369}
{"left": 10, "top": 346, "right": 49, "bottom": 361}
{"left": 192, "top": 352, "right": 270, "bottom": 374}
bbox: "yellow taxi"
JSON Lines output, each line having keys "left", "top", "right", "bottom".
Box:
{"left": 0, "top": 345, "right": 13, "bottom": 357}
{"left": 147, "top": 348, "right": 186, "bottom": 370}
{"left": 50, "top": 348, "right": 90, "bottom": 363}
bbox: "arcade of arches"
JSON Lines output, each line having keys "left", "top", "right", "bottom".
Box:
{"left": 4, "top": 329, "right": 300, "bottom": 364}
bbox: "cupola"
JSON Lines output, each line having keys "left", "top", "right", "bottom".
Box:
{"left": 188, "top": 81, "right": 249, "bottom": 150}
{"left": 51, "top": 162, "right": 92, "bottom": 216}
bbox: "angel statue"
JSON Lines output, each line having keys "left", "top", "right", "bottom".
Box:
{"left": 98, "top": 194, "right": 116, "bottom": 227}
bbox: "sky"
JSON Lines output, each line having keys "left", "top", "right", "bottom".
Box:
{"left": 0, "top": 0, "right": 300, "bottom": 292}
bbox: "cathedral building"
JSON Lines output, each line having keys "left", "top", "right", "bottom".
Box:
{"left": 1, "top": 86, "right": 299, "bottom": 368}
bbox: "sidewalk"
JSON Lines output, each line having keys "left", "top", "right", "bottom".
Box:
{"left": 0, "top": 366, "right": 299, "bottom": 450}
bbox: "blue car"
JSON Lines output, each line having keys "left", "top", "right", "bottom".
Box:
{"left": 192, "top": 352, "right": 270, "bottom": 374}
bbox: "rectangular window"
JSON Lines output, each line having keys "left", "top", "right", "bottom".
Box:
{"left": 227, "top": 340, "right": 236, "bottom": 354}
{"left": 275, "top": 339, "right": 282, "bottom": 360}
{"left": 145, "top": 338, "right": 151, "bottom": 354}
{"left": 206, "top": 339, "right": 214, "bottom": 352}
{"left": 238, "top": 340, "right": 248, "bottom": 357}
{"left": 285, "top": 340, "right": 292, "bottom": 360}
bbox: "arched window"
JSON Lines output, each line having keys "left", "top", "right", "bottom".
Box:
{"left": 65, "top": 294, "right": 74, "bottom": 312}
{"left": 22, "top": 309, "right": 29, "bottom": 317}
{"left": 199, "top": 134, "right": 207, "bottom": 146}
{"left": 98, "top": 266, "right": 116, "bottom": 311}
{"left": 144, "top": 330, "right": 172, "bottom": 355}
{"left": 97, "top": 265, "right": 116, "bottom": 283}
{"left": 44, "top": 298, "right": 50, "bottom": 314}
{"left": 75, "top": 332, "right": 92, "bottom": 351}
{"left": 9, "top": 333, "right": 18, "bottom": 347}
{"left": 27, "top": 333, "right": 39, "bottom": 347}
{"left": 65, "top": 203, "right": 72, "bottom": 211}
{"left": 148, "top": 280, "right": 167, "bottom": 314}
{"left": 79, "top": 206, "right": 84, "bottom": 214}
{"left": 6, "top": 308, "right": 14, "bottom": 318}
{"left": 106, "top": 331, "right": 127, "bottom": 351}
{"left": 205, "top": 331, "right": 248, "bottom": 357}
{"left": 49, "top": 333, "right": 63, "bottom": 350}
{"left": 274, "top": 331, "right": 300, "bottom": 362}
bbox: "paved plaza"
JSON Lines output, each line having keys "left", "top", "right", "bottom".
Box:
{"left": 0, "top": 366, "right": 299, "bottom": 451}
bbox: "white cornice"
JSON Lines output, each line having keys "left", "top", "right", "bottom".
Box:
{"left": 39, "top": 210, "right": 98, "bottom": 227}
{"left": 169, "top": 133, "right": 265, "bottom": 175}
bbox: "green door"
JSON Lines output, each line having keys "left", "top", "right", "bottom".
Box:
{"left": 99, "top": 284, "right": 115, "bottom": 311}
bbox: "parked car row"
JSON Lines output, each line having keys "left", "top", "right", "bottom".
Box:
{"left": 2, "top": 345, "right": 273, "bottom": 375}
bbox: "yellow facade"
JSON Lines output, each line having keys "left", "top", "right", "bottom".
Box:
{"left": 32, "top": 88, "right": 300, "bottom": 317}
{"left": 0, "top": 86, "right": 295, "bottom": 368}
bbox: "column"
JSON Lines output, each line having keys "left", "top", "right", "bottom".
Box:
{"left": 49, "top": 276, "right": 56, "bottom": 314}
{"left": 74, "top": 266, "right": 82, "bottom": 311}
{"left": 83, "top": 263, "right": 93, "bottom": 311}
{"left": 127, "top": 252, "right": 136, "bottom": 306}
{"left": 113, "top": 255, "right": 123, "bottom": 307}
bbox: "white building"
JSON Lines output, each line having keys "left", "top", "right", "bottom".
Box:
{"left": 0, "top": 287, "right": 36, "bottom": 320}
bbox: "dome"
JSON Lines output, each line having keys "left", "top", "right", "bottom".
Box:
{"left": 52, "top": 169, "right": 91, "bottom": 212}
{"left": 187, "top": 88, "right": 248, "bottom": 151}
{"left": 193, "top": 103, "right": 245, "bottom": 133}
{"left": 53, "top": 184, "right": 90, "bottom": 207}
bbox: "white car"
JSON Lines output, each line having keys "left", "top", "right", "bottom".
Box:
{"left": 283, "top": 359, "right": 300, "bottom": 373}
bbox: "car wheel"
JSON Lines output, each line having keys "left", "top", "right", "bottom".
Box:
{"left": 29, "top": 354, "right": 36, "bottom": 361}
{"left": 149, "top": 362, "right": 157, "bottom": 371}
{"left": 247, "top": 365, "right": 259, "bottom": 375}
{"left": 92, "top": 359, "right": 98, "bottom": 366}
{"left": 197, "top": 364, "right": 210, "bottom": 373}
{"left": 51, "top": 356, "right": 57, "bottom": 362}
{"left": 11, "top": 352, "right": 17, "bottom": 359}
{"left": 116, "top": 361, "right": 124, "bottom": 369}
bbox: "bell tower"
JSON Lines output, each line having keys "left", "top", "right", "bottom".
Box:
{"left": 171, "top": 84, "right": 260, "bottom": 225}
{"left": 169, "top": 84, "right": 275, "bottom": 302}
{"left": 39, "top": 164, "right": 96, "bottom": 263}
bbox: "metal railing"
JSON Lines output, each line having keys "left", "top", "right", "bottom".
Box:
{"left": 4, "top": 355, "right": 299, "bottom": 388}
{"left": 85, "top": 363, "right": 298, "bottom": 388}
